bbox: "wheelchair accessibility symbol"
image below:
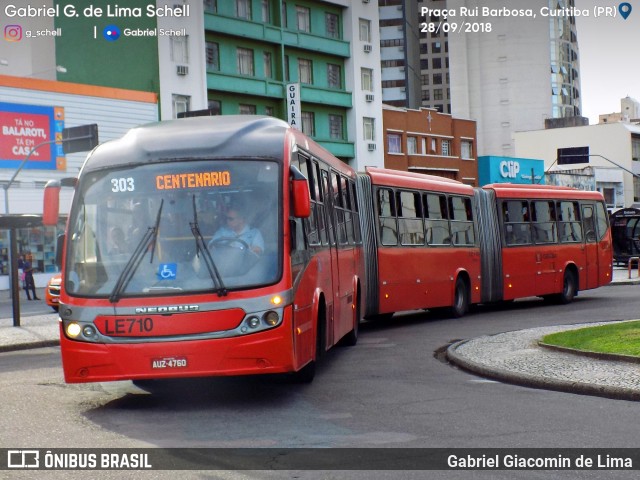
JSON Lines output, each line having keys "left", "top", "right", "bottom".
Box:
{"left": 158, "top": 263, "right": 177, "bottom": 280}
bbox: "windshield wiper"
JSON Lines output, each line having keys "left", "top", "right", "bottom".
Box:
{"left": 190, "top": 195, "right": 227, "bottom": 297}
{"left": 109, "top": 200, "right": 164, "bottom": 303}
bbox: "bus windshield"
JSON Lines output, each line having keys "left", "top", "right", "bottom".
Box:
{"left": 66, "top": 159, "right": 281, "bottom": 299}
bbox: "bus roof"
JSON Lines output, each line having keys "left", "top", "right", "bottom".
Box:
{"left": 483, "top": 183, "right": 605, "bottom": 201}
{"left": 82, "top": 115, "right": 293, "bottom": 173}
{"left": 364, "top": 167, "right": 475, "bottom": 195}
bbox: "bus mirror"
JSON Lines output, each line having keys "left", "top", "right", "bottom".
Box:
{"left": 290, "top": 165, "right": 311, "bottom": 218}
{"left": 43, "top": 180, "right": 61, "bottom": 226}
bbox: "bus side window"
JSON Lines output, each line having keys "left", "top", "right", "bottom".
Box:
{"left": 558, "top": 201, "right": 583, "bottom": 243}
{"left": 503, "top": 200, "right": 532, "bottom": 246}
{"left": 377, "top": 188, "right": 397, "bottom": 246}
{"left": 399, "top": 190, "right": 424, "bottom": 246}
{"left": 424, "top": 193, "right": 450, "bottom": 246}
{"left": 532, "top": 200, "right": 556, "bottom": 244}
{"left": 595, "top": 202, "right": 609, "bottom": 241}
{"left": 449, "top": 196, "right": 475, "bottom": 246}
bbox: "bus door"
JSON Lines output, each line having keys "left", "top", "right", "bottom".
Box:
{"left": 582, "top": 204, "right": 600, "bottom": 289}
{"left": 320, "top": 169, "right": 338, "bottom": 347}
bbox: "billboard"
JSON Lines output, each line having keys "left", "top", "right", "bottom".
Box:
{"left": 0, "top": 102, "right": 65, "bottom": 170}
{"left": 478, "top": 156, "right": 545, "bottom": 186}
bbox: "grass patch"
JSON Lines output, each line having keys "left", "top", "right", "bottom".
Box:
{"left": 541, "top": 321, "right": 640, "bottom": 357}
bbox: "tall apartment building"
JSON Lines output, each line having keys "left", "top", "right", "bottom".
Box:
{"left": 378, "top": 0, "right": 422, "bottom": 109}
{"left": 448, "top": 0, "right": 582, "bottom": 157}
{"left": 204, "top": 0, "right": 384, "bottom": 170}
{"left": 417, "top": 0, "right": 451, "bottom": 114}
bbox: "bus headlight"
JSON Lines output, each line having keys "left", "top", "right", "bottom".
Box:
{"left": 82, "top": 325, "right": 97, "bottom": 338}
{"left": 66, "top": 323, "right": 81, "bottom": 338}
{"left": 264, "top": 311, "right": 279, "bottom": 326}
{"left": 247, "top": 316, "right": 260, "bottom": 329}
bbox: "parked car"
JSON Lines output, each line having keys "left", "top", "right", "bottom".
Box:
{"left": 45, "top": 273, "right": 61, "bottom": 312}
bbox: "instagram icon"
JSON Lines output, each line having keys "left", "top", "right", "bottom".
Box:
{"left": 4, "top": 24, "right": 22, "bottom": 41}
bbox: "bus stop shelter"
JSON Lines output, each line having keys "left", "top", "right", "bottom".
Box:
{"left": 610, "top": 208, "right": 640, "bottom": 265}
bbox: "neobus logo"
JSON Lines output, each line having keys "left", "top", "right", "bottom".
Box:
{"left": 135, "top": 305, "right": 199, "bottom": 314}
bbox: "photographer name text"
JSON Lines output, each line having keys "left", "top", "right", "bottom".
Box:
{"left": 5, "top": 4, "right": 190, "bottom": 19}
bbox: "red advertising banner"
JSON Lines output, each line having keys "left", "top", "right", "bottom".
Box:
{"left": 0, "top": 102, "right": 65, "bottom": 170}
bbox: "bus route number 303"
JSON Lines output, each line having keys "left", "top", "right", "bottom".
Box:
{"left": 111, "top": 177, "right": 135, "bottom": 193}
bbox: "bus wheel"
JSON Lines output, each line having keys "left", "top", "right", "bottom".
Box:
{"left": 558, "top": 270, "right": 577, "bottom": 304}
{"left": 291, "top": 359, "right": 316, "bottom": 383}
{"left": 450, "top": 277, "right": 469, "bottom": 318}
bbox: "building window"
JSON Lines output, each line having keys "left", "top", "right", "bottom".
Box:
{"left": 407, "top": 137, "right": 417, "bottom": 155}
{"left": 432, "top": 58, "right": 442, "bottom": 69}
{"left": 432, "top": 41, "right": 441, "bottom": 53}
{"left": 296, "top": 6, "right": 311, "bottom": 32}
{"left": 359, "top": 18, "right": 371, "bottom": 42}
{"left": 239, "top": 104, "right": 257, "bottom": 114}
{"left": 442, "top": 140, "right": 450, "bottom": 156}
{"left": 265, "top": 106, "right": 274, "bottom": 116}
{"left": 363, "top": 117, "right": 375, "bottom": 141}
{"left": 284, "top": 55, "right": 290, "bottom": 81}
{"left": 204, "top": 0, "right": 216, "bottom": 13}
{"left": 301, "top": 111, "right": 315, "bottom": 136}
{"left": 263, "top": 52, "right": 272, "bottom": 78}
{"left": 361, "top": 68, "right": 373, "bottom": 92}
{"left": 433, "top": 73, "right": 442, "bottom": 85}
{"left": 208, "top": 100, "right": 221, "bottom": 115}
{"left": 281, "top": 1, "right": 288, "bottom": 28}
{"left": 326, "top": 12, "right": 339, "bottom": 38}
{"left": 327, "top": 63, "right": 341, "bottom": 89}
{"left": 172, "top": 94, "right": 190, "bottom": 119}
{"left": 434, "top": 88, "right": 443, "bottom": 100}
{"left": 388, "top": 133, "right": 402, "bottom": 153}
{"left": 236, "top": 0, "right": 251, "bottom": 19}
{"left": 461, "top": 141, "right": 473, "bottom": 159}
{"left": 170, "top": 36, "right": 189, "bottom": 63}
{"left": 205, "top": 42, "right": 219, "bottom": 71}
{"left": 430, "top": 138, "right": 437, "bottom": 153}
{"left": 329, "top": 114, "right": 343, "bottom": 139}
{"left": 237, "top": 48, "right": 254, "bottom": 75}
{"left": 261, "top": 0, "right": 270, "bottom": 23}
{"left": 298, "top": 58, "right": 312, "bottom": 84}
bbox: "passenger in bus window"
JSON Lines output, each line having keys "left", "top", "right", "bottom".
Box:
{"left": 209, "top": 204, "right": 265, "bottom": 255}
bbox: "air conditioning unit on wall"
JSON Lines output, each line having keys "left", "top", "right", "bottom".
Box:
{"left": 365, "top": 94, "right": 374, "bottom": 102}
{"left": 177, "top": 65, "right": 189, "bottom": 76}
{"left": 363, "top": 43, "right": 372, "bottom": 53}
{"left": 367, "top": 143, "right": 376, "bottom": 151}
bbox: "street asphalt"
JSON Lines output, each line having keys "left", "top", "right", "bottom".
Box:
{"left": 1, "top": 268, "right": 639, "bottom": 400}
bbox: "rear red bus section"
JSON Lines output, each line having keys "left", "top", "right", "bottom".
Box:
{"left": 43, "top": 116, "right": 612, "bottom": 384}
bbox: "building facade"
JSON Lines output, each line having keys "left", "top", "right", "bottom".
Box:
{"left": 448, "top": 0, "right": 582, "bottom": 157}
{"left": 382, "top": 104, "right": 477, "bottom": 185}
{"left": 0, "top": 75, "right": 158, "bottom": 287}
{"left": 203, "top": 0, "right": 384, "bottom": 170}
{"left": 514, "top": 123, "right": 640, "bottom": 209}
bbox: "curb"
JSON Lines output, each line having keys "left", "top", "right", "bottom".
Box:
{"left": 0, "top": 339, "right": 59, "bottom": 353}
{"left": 446, "top": 338, "right": 640, "bottom": 402}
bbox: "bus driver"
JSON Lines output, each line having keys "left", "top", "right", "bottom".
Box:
{"left": 208, "top": 204, "right": 264, "bottom": 256}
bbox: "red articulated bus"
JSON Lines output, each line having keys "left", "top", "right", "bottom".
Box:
{"left": 355, "top": 170, "right": 613, "bottom": 320}
{"left": 43, "top": 116, "right": 613, "bottom": 385}
{"left": 43, "top": 116, "right": 363, "bottom": 383}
